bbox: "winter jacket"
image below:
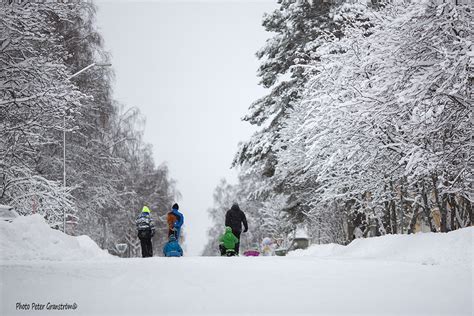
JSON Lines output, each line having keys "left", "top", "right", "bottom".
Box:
{"left": 163, "top": 236, "right": 183, "bottom": 257}
{"left": 225, "top": 204, "right": 248, "bottom": 233}
{"left": 167, "top": 209, "right": 184, "bottom": 230}
{"left": 219, "top": 227, "right": 239, "bottom": 250}
{"left": 136, "top": 212, "right": 155, "bottom": 238}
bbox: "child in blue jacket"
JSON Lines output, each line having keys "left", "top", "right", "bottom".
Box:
{"left": 163, "top": 234, "right": 183, "bottom": 257}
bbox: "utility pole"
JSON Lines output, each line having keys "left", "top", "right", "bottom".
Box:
{"left": 63, "top": 114, "right": 66, "bottom": 232}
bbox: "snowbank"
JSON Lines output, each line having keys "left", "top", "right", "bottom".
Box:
{"left": 288, "top": 227, "right": 473, "bottom": 265}
{"left": 0, "top": 214, "right": 111, "bottom": 261}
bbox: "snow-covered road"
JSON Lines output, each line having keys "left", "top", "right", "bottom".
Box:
{"left": 1, "top": 217, "right": 472, "bottom": 315}
{"left": 1, "top": 255, "right": 471, "bottom": 316}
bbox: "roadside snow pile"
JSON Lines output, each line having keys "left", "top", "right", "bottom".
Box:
{"left": 288, "top": 227, "right": 473, "bottom": 266}
{"left": 0, "top": 214, "right": 111, "bottom": 261}
{"left": 289, "top": 243, "right": 346, "bottom": 257}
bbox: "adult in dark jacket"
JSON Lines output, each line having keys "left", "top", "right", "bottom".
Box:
{"left": 225, "top": 203, "right": 248, "bottom": 254}
{"left": 167, "top": 203, "right": 184, "bottom": 239}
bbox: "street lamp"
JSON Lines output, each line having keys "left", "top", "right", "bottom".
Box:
{"left": 63, "top": 62, "right": 111, "bottom": 233}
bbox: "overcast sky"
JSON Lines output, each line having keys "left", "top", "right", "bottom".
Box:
{"left": 95, "top": 0, "right": 277, "bottom": 255}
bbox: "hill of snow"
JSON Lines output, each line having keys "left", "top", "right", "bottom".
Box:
{"left": 288, "top": 227, "right": 473, "bottom": 266}
{"left": 0, "top": 214, "right": 111, "bottom": 261}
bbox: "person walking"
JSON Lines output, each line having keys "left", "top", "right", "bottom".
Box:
{"left": 136, "top": 206, "right": 155, "bottom": 258}
{"left": 167, "top": 203, "right": 184, "bottom": 240}
{"left": 225, "top": 203, "right": 248, "bottom": 254}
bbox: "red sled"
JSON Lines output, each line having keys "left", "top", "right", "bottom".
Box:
{"left": 243, "top": 250, "right": 260, "bottom": 256}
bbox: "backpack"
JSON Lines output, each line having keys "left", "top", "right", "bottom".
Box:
{"left": 167, "top": 212, "right": 178, "bottom": 230}
{"left": 136, "top": 214, "right": 152, "bottom": 239}
{"left": 137, "top": 229, "right": 151, "bottom": 239}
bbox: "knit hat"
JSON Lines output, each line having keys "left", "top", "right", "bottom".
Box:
{"left": 172, "top": 203, "right": 179, "bottom": 210}
{"left": 142, "top": 206, "right": 151, "bottom": 213}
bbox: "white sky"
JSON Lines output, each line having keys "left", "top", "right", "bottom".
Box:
{"left": 95, "top": 0, "right": 277, "bottom": 255}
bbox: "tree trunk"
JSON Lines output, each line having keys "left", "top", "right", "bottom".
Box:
{"left": 421, "top": 181, "right": 436, "bottom": 232}
{"left": 408, "top": 204, "right": 420, "bottom": 234}
{"left": 390, "top": 200, "right": 397, "bottom": 233}
{"left": 399, "top": 176, "right": 408, "bottom": 234}
{"left": 383, "top": 201, "right": 392, "bottom": 234}
{"left": 431, "top": 174, "right": 447, "bottom": 232}
{"left": 389, "top": 181, "right": 398, "bottom": 233}
{"left": 460, "top": 196, "right": 473, "bottom": 227}
{"left": 382, "top": 183, "right": 392, "bottom": 234}
{"left": 101, "top": 218, "right": 107, "bottom": 249}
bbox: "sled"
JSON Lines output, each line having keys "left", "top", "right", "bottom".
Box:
{"left": 241, "top": 234, "right": 260, "bottom": 256}
{"left": 243, "top": 250, "right": 260, "bottom": 256}
{"left": 225, "top": 249, "right": 237, "bottom": 257}
{"left": 219, "top": 244, "right": 237, "bottom": 257}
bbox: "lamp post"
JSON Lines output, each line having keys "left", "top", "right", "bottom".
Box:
{"left": 63, "top": 62, "right": 111, "bottom": 233}
{"left": 67, "top": 62, "right": 112, "bottom": 80}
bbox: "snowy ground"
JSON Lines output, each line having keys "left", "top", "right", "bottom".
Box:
{"left": 1, "top": 216, "right": 472, "bottom": 316}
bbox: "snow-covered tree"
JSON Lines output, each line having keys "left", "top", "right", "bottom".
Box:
{"left": 0, "top": 2, "right": 180, "bottom": 256}
{"left": 220, "top": 0, "right": 472, "bottom": 248}
{"left": 0, "top": 3, "right": 86, "bottom": 223}
{"left": 279, "top": 0, "right": 472, "bottom": 238}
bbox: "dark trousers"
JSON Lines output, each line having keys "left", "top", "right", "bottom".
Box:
{"left": 168, "top": 228, "right": 181, "bottom": 239}
{"left": 232, "top": 230, "right": 242, "bottom": 254}
{"left": 140, "top": 238, "right": 153, "bottom": 257}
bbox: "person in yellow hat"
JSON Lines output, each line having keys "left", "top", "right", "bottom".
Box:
{"left": 136, "top": 206, "right": 155, "bottom": 257}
